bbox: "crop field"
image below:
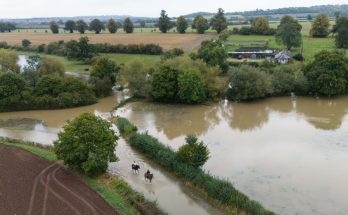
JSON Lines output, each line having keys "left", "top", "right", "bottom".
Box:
{"left": 0, "top": 30, "right": 216, "bottom": 51}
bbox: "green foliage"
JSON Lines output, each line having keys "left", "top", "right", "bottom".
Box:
{"left": 275, "top": 16, "right": 302, "bottom": 49}
{"left": 0, "top": 22, "right": 16, "bottom": 32}
{"left": 49, "top": 21, "right": 59, "bottom": 34}
{"left": 76, "top": 19, "right": 88, "bottom": 34}
{"left": 65, "top": 37, "right": 95, "bottom": 60}
{"left": 310, "top": 14, "right": 330, "bottom": 38}
{"left": 333, "top": 16, "right": 348, "bottom": 49}
{"left": 192, "top": 16, "right": 209, "bottom": 34}
{"left": 107, "top": 19, "right": 118, "bottom": 34}
{"left": 151, "top": 57, "right": 221, "bottom": 103}
{"left": 91, "top": 57, "right": 119, "bottom": 83}
{"left": 0, "top": 49, "right": 19, "bottom": 73}
{"left": 37, "top": 57, "right": 65, "bottom": 77}
{"left": 161, "top": 48, "right": 184, "bottom": 61}
{"left": 54, "top": 113, "right": 118, "bottom": 177}
{"left": 177, "top": 69, "right": 206, "bottom": 103}
{"left": 305, "top": 50, "right": 348, "bottom": 96}
{"left": 123, "top": 18, "right": 134, "bottom": 34}
{"left": 0, "top": 73, "right": 25, "bottom": 98}
{"left": 116, "top": 117, "right": 138, "bottom": 136}
{"left": 176, "top": 16, "right": 188, "bottom": 34}
{"left": 158, "top": 10, "right": 171, "bottom": 33}
{"left": 251, "top": 17, "right": 271, "bottom": 35}
{"left": 227, "top": 66, "right": 272, "bottom": 101}
{"left": 64, "top": 20, "right": 76, "bottom": 33}
{"left": 177, "top": 135, "right": 209, "bottom": 168}
{"left": 89, "top": 19, "right": 105, "bottom": 34}
{"left": 210, "top": 8, "right": 227, "bottom": 34}
{"left": 22, "top": 39, "right": 31, "bottom": 48}
{"left": 197, "top": 40, "right": 228, "bottom": 71}
{"left": 116, "top": 118, "right": 274, "bottom": 215}
{"left": 119, "top": 60, "right": 151, "bottom": 98}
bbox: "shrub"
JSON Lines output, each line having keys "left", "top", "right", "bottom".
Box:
{"left": 227, "top": 66, "right": 272, "bottom": 101}
{"left": 22, "top": 39, "right": 31, "bottom": 48}
{"left": 176, "top": 135, "right": 209, "bottom": 168}
{"left": 54, "top": 113, "right": 118, "bottom": 177}
{"left": 304, "top": 50, "right": 348, "bottom": 96}
{"left": 197, "top": 40, "right": 228, "bottom": 72}
{"left": 116, "top": 117, "right": 138, "bottom": 136}
{"left": 37, "top": 57, "right": 65, "bottom": 77}
{"left": 292, "top": 53, "right": 304, "bottom": 62}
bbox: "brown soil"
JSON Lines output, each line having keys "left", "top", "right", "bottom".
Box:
{"left": 0, "top": 145, "right": 118, "bottom": 215}
{"left": 0, "top": 33, "right": 216, "bottom": 51}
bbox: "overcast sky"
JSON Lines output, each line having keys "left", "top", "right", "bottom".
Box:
{"left": 1, "top": 0, "right": 347, "bottom": 19}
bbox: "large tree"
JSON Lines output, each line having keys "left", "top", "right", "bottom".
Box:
{"left": 158, "top": 10, "right": 171, "bottom": 33}
{"left": 64, "top": 20, "right": 76, "bottom": 33}
{"left": 76, "top": 19, "right": 88, "bottom": 34}
{"left": 333, "top": 16, "right": 348, "bottom": 49}
{"left": 89, "top": 19, "right": 105, "bottom": 34}
{"left": 197, "top": 40, "right": 227, "bottom": 71}
{"left": 0, "top": 49, "right": 19, "bottom": 73}
{"left": 275, "top": 15, "right": 302, "bottom": 49}
{"left": 49, "top": 21, "right": 59, "bottom": 34}
{"left": 123, "top": 18, "right": 134, "bottom": 34}
{"left": 177, "top": 135, "right": 209, "bottom": 168}
{"left": 65, "top": 37, "right": 95, "bottom": 60}
{"left": 107, "top": 19, "right": 118, "bottom": 34}
{"left": 251, "top": 17, "right": 270, "bottom": 35}
{"left": 210, "top": 8, "right": 228, "bottom": 34}
{"left": 37, "top": 57, "right": 65, "bottom": 77}
{"left": 176, "top": 16, "right": 188, "bottom": 34}
{"left": 54, "top": 113, "right": 118, "bottom": 177}
{"left": 192, "top": 16, "right": 209, "bottom": 34}
{"left": 304, "top": 50, "right": 348, "bottom": 96}
{"left": 310, "top": 14, "right": 330, "bottom": 38}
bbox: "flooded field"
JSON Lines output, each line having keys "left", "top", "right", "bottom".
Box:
{"left": 0, "top": 94, "right": 216, "bottom": 215}
{"left": 114, "top": 97, "right": 348, "bottom": 215}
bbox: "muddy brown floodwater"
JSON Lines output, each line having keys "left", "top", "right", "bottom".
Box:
{"left": 114, "top": 96, "right": 348, "bottom": 215}
{"left": 0, "top": 93, "right": 217, "bottom": 215}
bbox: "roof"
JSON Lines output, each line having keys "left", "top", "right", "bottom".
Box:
{"left": 275, "top": 50, "right": 291, "bottom": 59}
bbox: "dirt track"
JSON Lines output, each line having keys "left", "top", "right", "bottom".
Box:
{"left": 0, "top": 145, "right": 118, "bottom": 215}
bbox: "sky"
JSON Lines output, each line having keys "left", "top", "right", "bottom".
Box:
{"left": 0, "top": 0, "right": 347, "bottom": 19}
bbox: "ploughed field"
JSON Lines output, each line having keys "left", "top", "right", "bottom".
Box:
{"left": 0, "top": 32, "right": 216, "bottom": 51}
{"left": 0, "top": 144, "right": 118, "bottom": 215}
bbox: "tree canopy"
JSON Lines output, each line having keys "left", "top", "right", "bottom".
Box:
{"left": 89, "top": 19, "right": 105, "bottom": 34}
{"left": 192, "top": 16, "right": 209, "bottom": 34}
{"left": 76, "top": 20, "right": 88, "bottom": 34}
{"left": 310, "top": 14, "right": 330, "bottom": 38}
{"left": 275, "top": 15, "right": 302, "bottom": 49}
{"left": 123, "top": 18, "right": 134, "bottom": 34}
{"left": 333, "top": 16, "right": 348, "bottom": 49}
{"left": 107, "top": 19, "right": 118, "bottom": 34}
{"left": 54, "top": 113, "right": 118, "bottom": 177}
{"left": 176, "top": 16, "right": 188, "bottom": 34}
{"left": 177, "top": 135, "right": 210, "bottom": 168}
{"left": 158, "top": 10, "right": 172, "bottom": 33}
{"left": 210, "top": 8, "right": 228, "bottom": 34}
{"left": 64, "top": 20, "right": 76, "bottom": 33}
{"left": 49, "top": 21, "right": 59, "bottom": 34}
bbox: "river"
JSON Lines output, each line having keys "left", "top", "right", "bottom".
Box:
{"left": 113, "top": 97, "right": 348, "bottom": 215}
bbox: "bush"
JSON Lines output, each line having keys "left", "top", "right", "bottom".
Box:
{"left": 176, "top": 135, "right": 209, "bottom": 168}
{"left": 197, "top": 40, "right": 228, "bottom": 72}
{"left": 54, "top": 113, "right": 118, "bottom": 177}
{"left": 116, "top": 117, "right": 138, "bottom": 136}
{"left": 93, "top": 43, "right": 163, "bottom": 55}
{"left": 161, "top": 48, "right": 184, "bottom": 60}
{"left": 22, "top": 39, "right": 31, "bottom": 48}
{"left": 37, "top": 57, "right": 65, "bottom": 77}
{"left": 227, "top": 66, "right": 272, "bottom": 101}
{"left": 293, "top": 53, "right": 304, "bottom": 62}
{"left": 304, "top": 50, "right": 348, "bottom": 96}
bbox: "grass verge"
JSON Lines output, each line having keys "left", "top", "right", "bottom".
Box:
{"left": 0, "top": 137, "right": 165, "bottom": 215}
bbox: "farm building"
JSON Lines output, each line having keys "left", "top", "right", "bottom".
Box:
{"left": 228, "top": 48, "right": 276, "bottom": 60}
{"left": 275, "top": 50, "right": 292, "bottom": 64}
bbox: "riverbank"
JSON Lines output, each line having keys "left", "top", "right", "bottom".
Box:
{"left": 0, "top": 137, "right": 165, "bottom": 215}
{"left": 114, "top": 117, "right": 274, "bottom": 215}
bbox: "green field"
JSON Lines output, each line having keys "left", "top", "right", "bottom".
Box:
{"left": 226, "top": 21, "right": 343, "bottom": 61}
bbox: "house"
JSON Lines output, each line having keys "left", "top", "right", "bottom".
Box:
{"left": 275, "top": 50, "right": 292, "bottom": 64}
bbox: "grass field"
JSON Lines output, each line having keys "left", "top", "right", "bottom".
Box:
{"left": 226, "top": 21, "right": 343, "bottom": 61}
{"left": 0, "top": 30, "right": 216, "bottom": 51}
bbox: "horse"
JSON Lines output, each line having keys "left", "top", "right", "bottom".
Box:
{"left": 132, "top": 164, "right": 140, "bottom": 173}
{"left": 144, "top": 172, "right": 154, "bottom": 183}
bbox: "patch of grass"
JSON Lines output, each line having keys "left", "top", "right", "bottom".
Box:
{"left": 102, "top": 53, "right": 161, "bottom": 68}
{"left": 0, "top": 138, "right": 165, "bottom": 215}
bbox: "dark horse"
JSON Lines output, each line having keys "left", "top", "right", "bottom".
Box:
{"left": 144, "top": 172, "right": 154, "bottom": 183}
{"left": 132, "top": 164, "right": 140, "bottom": 173}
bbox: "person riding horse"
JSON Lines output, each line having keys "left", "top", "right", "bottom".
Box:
{"left": 144, "top": 169, "right": 154, "bottom": 183}
{"left": 131, "top": 161, "right": 140, "bottom": 173}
